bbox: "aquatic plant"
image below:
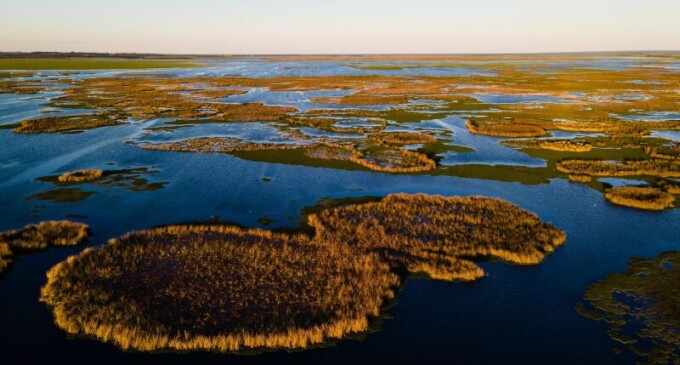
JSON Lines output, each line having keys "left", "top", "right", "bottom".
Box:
{"left": 40, "top": 225, "right": 397, "bottom": 352}
{"left": 367, "top": 132, "right": 437, "bottom": 145}
{"left": 309, "top": 194, "right": 566, "bottom": 280}
{"left": 556, "top": 159, "right": 680, "bottom": 178}
{"left": 0, "top": 221, "right": 89, "bottom": 274}
{"left": 0, "top": 243, "right": 11, "bottom": 274}
{"left": 13, "top": 114, "right": 125, "bottom": 134}
{"left": 0, "top": 220, "right": 89, "bottom": 251}
{"left": 501, "top": 139, "right": 592, "bottom": 152}
{"left": 57, "top": 169, "right": 104, "bottom": 183}
{"left": 40, "top": 167, "right": 167, "bottom": 192}
{"left": 576, "top": 252, "right": 680, "bottom": 364}
{"left": 603, "top": 186, "right": 675, "bottom": 211}
{"left": 466, "top": 119, "right": 548, "bottom": 138}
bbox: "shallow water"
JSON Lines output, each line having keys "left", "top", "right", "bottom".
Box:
{"left": 1, "top": 60, "right": 679, "bottom": 365}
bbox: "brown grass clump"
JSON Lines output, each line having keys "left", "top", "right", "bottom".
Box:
{"left": 309, "top": 194, "right": 566, "bottom": 281}
{"left": 367, "top": 132, "right": 437, "bottom": 145}
{"left": 501, "top": 139, "right": 592, "bottom": 152}
{"left": 40, "top": 225, "right": 397, "bottom": 352}
{"left": 567, "top": 174, "right": 592, "bottom": 183}
{"left": 643, "top": 143, "right": 680, "bottom": 160}
{"left": 306, "top": 141, "right": 437, "bottom": 173}
{"left": 0, "top": 221, "right": 89, "bottom": 274}
{"left": 57, "top": 169, "right": 104, "bottom": 183}
{"left": 0, "top": 221, "right": 89, "bottom": 251}
{"left": 556, "top": 159, "right": 680, "bottom": 178}
{"left": 13, "top": 114, "right": 125, "bottom": 134}
{"left": 312, "top": 93, "right": 410, "bottom": 105}
{"left": 604, "top": 186, "right": 675, "bottom": 211}
{"left": 139, "top": 137, "right": 306, "bottom": 154}
{"left": 466, "top": 119, "right": 548, "bottom": 138}
{"left": 0, "top": 243, "right": 11, "bottom": 274}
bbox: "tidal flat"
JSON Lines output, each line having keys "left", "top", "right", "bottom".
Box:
{"left": 0, "top": 53, "right": 679, "bottom": 365}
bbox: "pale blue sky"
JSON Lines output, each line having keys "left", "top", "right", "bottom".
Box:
{"left": 1, "top": 0, "right": 678, "bottom": 54}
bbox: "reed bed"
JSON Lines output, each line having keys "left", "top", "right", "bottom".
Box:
{"left": 367, "top": 132, "right": 437, "bottom": 145}
{"left": 57, "top": 169, "right": 104, "bottom": 182}
{"left": 309, "top": 194, "right": 566, "bottom": 281}
{"left": 466, "top": 119, "right": 548, "bottom": 138}
{"left": 501, "top": 139, "right": 592, "bottom": 152}
{"left": 40, "top": 225, "right": 397, "bottom": 352}
{"left": 13, "top": 114, "right": 125, "bottom": 134}
{"left": 604, "top": 186, "right": 675, "bottom": 210}
{"left": 576, "top": 252, "right": 680, "bottom": 364}
{"left": 40, "top": 194, "right": 565, "bottom": 352}
{"left": 140, "top": 137, "right": 306, "bottom": 154}
{"left": 0, "top": 221, "right": 89, "bottom": 274}
{"left": 556, "top": 159, "right": 680, "bottom": 178}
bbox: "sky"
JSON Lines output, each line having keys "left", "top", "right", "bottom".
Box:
{"left": 1, "top": 0, "right": 679, "bottom": 54}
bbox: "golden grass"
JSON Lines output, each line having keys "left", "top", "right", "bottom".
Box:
{"left": 57, "top": 169, "right": 104, "bottom": 182}
{"left": 0, "top": 243, "right": 11, "bottom": 274}
{"left": 312, "top": 93, "right": 410, "bottom": 105}
{"left": 141, "top": 138, "right": 437, "bottom": 173}
{"left": 140, "top": 137, "right": 306, "bottom": 154}
{"left": 305, "top": 141, "right": 436, "bottom": 173}
{"left": 40, "top": 193, "right": 564, "bottom": 352}
{"left": 40, "top": 225, "right": 398, "bottom": 352}
{"left": 643, "top": 143, "right": 680, "bottom": 160}
{"left": 309, "top": 194, "right": 566, "bottom": 281}
{"left": 567, "top": 174, "right": 592, "bottom": 183}
{"left": 13, "top": 114, "right": 125, "bottom": 134}
{"left": 0, "top": 220, "right": 89, "bottom": 251}
{"left": 367, "top": 132, "right": 437, "bottom": 145}
{"left": 556, "top": 159, "right": 680, "bottom": 178}
{"left": 57, "top": 77, "right": 295, "bottom": 121}
{"left": 0, "top": 220, "right": 89, "bottom": 274}
{"left": 604, "top": 186, "right": 675, "bottom": 211}
{"left": 466, "top": 119, "right": 547, "bottom": 138}
{"left": 501, "top": 139, "right": 592, "bottom": 152}
{"left": 576, "top": 252, "right": 680, "bottom": 364}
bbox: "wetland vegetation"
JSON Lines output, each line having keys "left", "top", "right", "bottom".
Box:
{"left": 0, "top": 221, "right": 89, "bottom": 274}
{"left": 603, "top": 186, "right": 675, "bottom": 211}
{"left": 40, "top": 194, "right": 564, "bottom": 351}
{"left": 576, "top": 252, "right": 680, "bottom": 364}
{"left": 2, "top": 53, "right": 680, "bottom": 364}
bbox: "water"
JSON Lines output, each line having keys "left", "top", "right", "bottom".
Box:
{"left": 1, "top": 60, "right": 679, "bottom": 365}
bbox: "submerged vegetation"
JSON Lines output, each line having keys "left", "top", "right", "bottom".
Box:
{"left": 576, "top": 252, "right": 680, "bottom": 364}
{"left": 0, "top": 221, "right": 89, "bottom": 274}
{"left": 603, "top": 186, "right": 675, "bottom": 211}
{"left": 41, "top": 193, "right": 564, "bottom": 351}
